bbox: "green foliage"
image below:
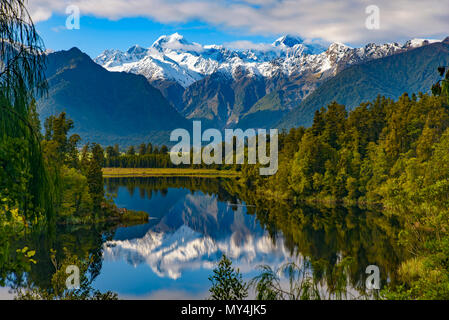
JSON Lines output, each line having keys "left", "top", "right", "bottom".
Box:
{"left": 87, "top": 143, "right": 105, "bottom": 214}
{"left": 0, "top": 239, "right": 38, "bottom": 287}
{"left": 59, "top": 167, "right": 92, "bottom": 221}
{"left": 0, "top": 137, "right": 33, "bottom": 218}
{"left": 0, "top": 0, "right": 52, "bottom": 222}
{"left": 249, "top": 258, "right": 361, "bottom": 300}
{"left": 39, "top": 112, "right": 129, "bottom": 224}
{"left": 244, "top": 92, "right": 449, "bottom": 205}
{"left": 208, "top": 255, "right": 248, "bottom": 300}
{"left": 14, "top": 249, "right": 118, "bottom": 300}
{"left": 119, "top": 209, "right": 149, "bottom": 224}
{"left": 250, "top": 262, "right": 321, "bottom": 300}
{"left": 105, "top": 143, "right": 175, "bottom": 168}
{"left": 126, "top": 145, "right": 136, "bottom": 156}
{"left": 241, "top": 68, "right": 449, "bottom": 299}
{"left": 432, "top": 66, "right": 449, "bottom": 104}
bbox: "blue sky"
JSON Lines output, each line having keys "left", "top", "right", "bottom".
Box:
{"left": 35, "top": 14, "right": 278, "bottom": 58}
{"left": 30, "top": 0, "right": 449, "bottom": 59}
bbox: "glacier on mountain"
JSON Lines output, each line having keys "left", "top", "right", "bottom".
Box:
{"left": 94, "top": 33, "right": 439, "bottom": 88}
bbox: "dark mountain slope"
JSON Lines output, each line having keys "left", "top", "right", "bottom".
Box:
{"left": 237, "top": 90, "right": 290, "bottom": 129}
{"left": 278, "top": 39, "right": 449, "bottom": 129}
{"left": 38, "top": 47, "right": 189, "bottom": 146}
{"left": 181, "top": 68, "right": 267, "bottom": 129}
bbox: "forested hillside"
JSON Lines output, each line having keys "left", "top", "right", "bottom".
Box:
{"left": 278, "top": 38, "right": 449, "bottom": 129}
{"left": 240, "top": 68, "right": 449, "bottom": 298}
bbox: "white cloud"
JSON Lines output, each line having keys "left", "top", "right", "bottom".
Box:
{"left": 0, "top": 287, "right": 14, "bottom": 300}
{"left": 224, "top": 40, "right": 275, "bottom": 51}
{"left": 120, "top": 289, "right": 209, "bottom": 300}
{"left": 163, "top": 41, "right": 204, "bottom": 52}
{"left": 28, "top": 7, "right": 52, "bottom": 22}
{"left": 27, "top": 0, "right": 449, "bottom": 44}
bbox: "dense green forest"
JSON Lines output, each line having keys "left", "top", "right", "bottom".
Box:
{"left": 102, "top": 141, "right": 237, "bottom": 170}
{"left": 103, "top": 143, "right": 174, "bottom": 168}
{"left": 237, "top": 67, "right": 449, "bottom": 299}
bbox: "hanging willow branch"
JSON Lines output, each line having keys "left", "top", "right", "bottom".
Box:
{"left": 0, "top": 0, "right": 52, "bottom": 222}
{"left": 0, "top": 0, "right": 47, "bottom": 95}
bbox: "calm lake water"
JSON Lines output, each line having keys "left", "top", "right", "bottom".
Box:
{"left": 2, "top": 177, "right": 405, "bottom": 299}
{"left": 94, "top": 177, "right": 296, "bottom": 299}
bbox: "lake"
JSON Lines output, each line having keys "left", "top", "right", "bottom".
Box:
{"left": 94, "top": 177, "right": 296, "bottom": 299}
{"left": 1, "top": 177, "right": 405, "bottom": 299}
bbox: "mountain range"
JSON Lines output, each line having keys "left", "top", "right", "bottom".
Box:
{"left": 278, "top": 37, "right": 449, "bottom": 128}
{"left": 95, "top": 34, "right": 442, "bottom": 130}
{"left": 37, "top": 34, "right": 449, "bottom": 146}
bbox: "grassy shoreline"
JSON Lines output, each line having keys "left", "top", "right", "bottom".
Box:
{"left": 102, "top": 167, "right": 240, "bottom": 178}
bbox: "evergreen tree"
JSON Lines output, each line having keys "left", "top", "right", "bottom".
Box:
{"left": 208, "top": 255, "right": 248, "bottom": 300}
{"left": 138, "top": 143, "right": 147, "bottom": 156}
{"left": 80, "top": 143, "right": 90, "bottom": 175}
{"left": 113, "top": 144, "right": 120, "bottom": 156}
{"left": 67, "top": 134, "right": 81, "bottom": 169}
{"left": 86, "top": 144, "right": 104, "bottom": 214}
{"left": 160, "top": 145, "right": 168, "bottom": 154}
{"left": 126, "top": 146, "right": 136, "bottom": 156}
{"left": 433, "top": 66, "right": 449, "bottom": 104}
{"left": 105, "top": 146, "right": 115, "bottom": 159}
{"left": 146, "top": 143, "right": 153, "bottom": 154}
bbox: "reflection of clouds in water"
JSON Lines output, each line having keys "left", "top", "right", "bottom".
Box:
{"left": 0, "top": 287, "right": 14, "bottom": 300}
{"left": 120, "top": 289, "right": 209, "bottom": 300}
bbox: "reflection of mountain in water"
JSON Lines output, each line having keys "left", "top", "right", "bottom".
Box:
{"left": 103, "top": 192, "right": 293, "bottom": 279}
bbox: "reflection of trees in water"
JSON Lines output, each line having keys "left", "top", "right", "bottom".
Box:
{"left": 105, "top": 177, "right": 241, "bottom": 205}
{"left": 3, "top": 178, "right": 405, "bottom": 298}
{"left": 240, "top": 193, "right": 405, "bottom": 295}
{"left": 2, "top": 223, "right": 116, "bottom": 296}
{"left": 107, "top": 177, "right": 405, "bottom": 295}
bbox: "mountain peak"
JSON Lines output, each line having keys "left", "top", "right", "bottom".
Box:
{"left": 67, "top": 47, "right": 83, "bottom": 55}
{"left": 153, "top": 33, "right": 189, "bottom": 46}
{"left": 167, "top": 32, "right": 184, "bottom": 41}
{"left": 126, "top": 44, "right": 147, "bottom": 56}
{"left": 403, "top": 38, "right": 440, "bottom": 49}
{"left": 151, "top": 32, "right": 203, "bottom": 54}
{"left": 327, "top": 42, "right": 352, "bottom": 52}
{"left": 61, "top": 47, "right": 93, "bottom": 62}
{"left": 127, "top": 44, "right": 143, "bottom": 51}
{"left": 273, "top": 34, "right": 304, "bottom": 48}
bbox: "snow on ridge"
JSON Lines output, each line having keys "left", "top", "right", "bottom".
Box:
{"left": 403, "top": 38, "right": 441, "bottom": 48}
{"left": 94, "top": 33, "right": 441, "bottom": 87}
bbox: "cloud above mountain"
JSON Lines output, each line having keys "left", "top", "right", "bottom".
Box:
{"left": 223, "top": 40, "right": 276, "bottom": 52}
{"left": 28, "top": 0, "right": 449, "bottom": 44}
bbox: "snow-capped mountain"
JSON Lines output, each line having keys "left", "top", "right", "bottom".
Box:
{"left": 94, "top": 34, "right": 442, "bottom": 130}
{"left": 94, "top": 33, "right": 328, "bottom": 87}
{"left": 94, "top": 33, "right": 437, "bottom": 88}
